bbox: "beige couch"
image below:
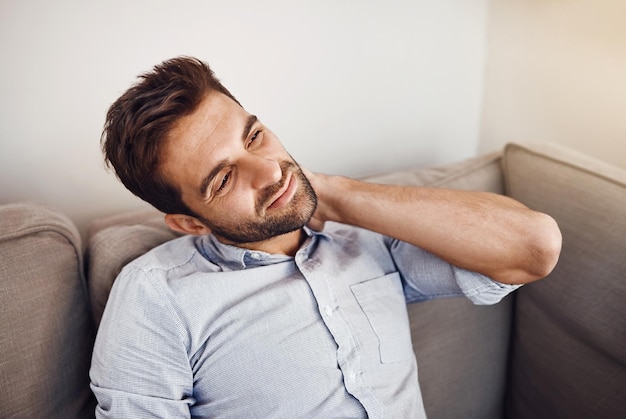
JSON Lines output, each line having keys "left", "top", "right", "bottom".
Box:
{"left": 1, "top": 142, "right": 624, "bottom": 418}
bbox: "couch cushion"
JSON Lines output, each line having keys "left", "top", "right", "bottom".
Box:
{"left": 86, "top": 210, "right": 179, "bottom": 325}
{"left": 502, "top": 142, "right": 626, "bottom": 418}
{"left": 369, "top": 151, "right": 513, "bottom": 419}
{"left": 0, "top": 203, "right": 96, "bottom": 418}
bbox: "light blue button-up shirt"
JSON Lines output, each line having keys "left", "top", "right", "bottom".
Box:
{"left": 90, "top": 223, "right": 519, "bottom": 418}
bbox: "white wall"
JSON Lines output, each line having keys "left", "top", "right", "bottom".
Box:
{"left": 0, "top": 0, "right": 489, "bottom": 237}
{"left": 480, "top": 0, "right": 626, "bottom": 168}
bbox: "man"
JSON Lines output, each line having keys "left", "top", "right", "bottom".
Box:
{"left": 91, "top": 56, "right": 561, "bottom": 418}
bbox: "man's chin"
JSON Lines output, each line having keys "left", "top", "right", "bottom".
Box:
{"left": 211, "top": 214, "right": 307, "bottom": 244}
{"left": 212, "top": 223, "right": 307, "bottom": 251}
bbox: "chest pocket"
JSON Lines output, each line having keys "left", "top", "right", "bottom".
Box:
{"left": 351, "top": 272, "right": 414, "bottom": 363}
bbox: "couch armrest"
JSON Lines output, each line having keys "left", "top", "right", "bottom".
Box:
{"left": 0, "top": 203, "right": 96, "bottom": 418}
{"left": 503, "top": 142, "right": 626, "bottom": 418}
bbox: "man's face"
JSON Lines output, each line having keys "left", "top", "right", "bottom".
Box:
{"left": 160, "top": 90, "right": 317, "bottom": 247}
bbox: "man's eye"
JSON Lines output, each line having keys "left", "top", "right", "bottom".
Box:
{"left": 217, "top": 172, "right": 230, "bottom": 192}
{"left": 249, "top": 129, "right": 262, "bottom": 146}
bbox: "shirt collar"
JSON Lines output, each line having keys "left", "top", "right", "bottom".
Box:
{"left": 197, "top": 227, "right": 332, "bottom": 270}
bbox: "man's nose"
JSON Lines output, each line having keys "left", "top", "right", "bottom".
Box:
{"left": 243, "top": 155, "right": 282, "bottom": 189}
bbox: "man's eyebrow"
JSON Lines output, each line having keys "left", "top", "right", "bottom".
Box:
{"left": 243, "top": 114, "right": 258, "bottom": 142}
{"left": 200, "top": 160, "right": 228, "bottom": 198}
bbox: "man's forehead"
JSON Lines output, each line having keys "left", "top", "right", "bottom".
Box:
{"left": 159, "top": 92, "right": 255, "bottom": 186}
{"left": 165, "top": 92, "right": 250, "bottom": 151}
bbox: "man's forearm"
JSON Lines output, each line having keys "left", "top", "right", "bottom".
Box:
{"left": 308, "top": 174, "right": 562, "bottom": 285}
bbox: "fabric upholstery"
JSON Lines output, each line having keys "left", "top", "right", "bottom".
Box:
{"left": 86, "top": 210, "right": 179, "bottom": 325}
{"left": 502, "top": 143, "right": 626, "bottom": 418}
{"left": 365, "top": 150, "right": 504, "bottom": 193}
{"left": 0, "top": 203, "right": 96, "bottom": 418}
{"left": 3, "top": 142, "right": 623, "bottom": 418}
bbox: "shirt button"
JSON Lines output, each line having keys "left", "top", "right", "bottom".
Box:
{"left": 250, "top": 252, "right": 262, "bottom": 260}
{"left": 348, "top": 372, "right": 357, "bottom": 382}
{"left": 323, "top": 306, "right": 334, "bottom": 317}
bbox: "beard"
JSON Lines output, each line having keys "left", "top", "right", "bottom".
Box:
{"left": 196, "top": 160, "right": 318, "bottom": 245}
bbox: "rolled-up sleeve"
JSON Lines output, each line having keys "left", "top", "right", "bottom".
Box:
{"left": 387, "top": 237, "right": 521, "bottom": 305}
{"left": 450, "top": 265, "right": 521, "bottom": 305}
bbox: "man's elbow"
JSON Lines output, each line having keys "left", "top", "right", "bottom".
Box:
{"left": 525, "top": 213, "right": 563, "bottom": 283}
{"left": 496, "top": 213, "right": 562, "bottom": 285}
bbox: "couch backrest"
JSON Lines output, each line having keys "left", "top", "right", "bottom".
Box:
{"left": 0, "top": 203, "right": 96, "bottom": 418}
{"left": 502, "top": 143, "right": 626, "bottom": 418}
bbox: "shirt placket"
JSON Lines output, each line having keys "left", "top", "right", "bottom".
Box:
{"left": 294, "top": 246, "right": 380, "bottom": 417}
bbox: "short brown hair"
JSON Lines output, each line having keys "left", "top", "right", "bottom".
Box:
{"left": 101, "top": 56, "right": 239, "bottom": 215}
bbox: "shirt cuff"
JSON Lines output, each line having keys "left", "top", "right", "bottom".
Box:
{"left": 452, "top": 266, "right": 522, "bottom": 305}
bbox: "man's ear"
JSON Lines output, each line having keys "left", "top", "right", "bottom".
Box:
{"left": 164, "top": 214, "right": 212, "bottom": 236}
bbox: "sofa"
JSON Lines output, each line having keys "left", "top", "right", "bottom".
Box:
{"left": 1, "top": 142, "right": 624, "bottom": 418}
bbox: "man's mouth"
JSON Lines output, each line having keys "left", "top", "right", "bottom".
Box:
{"left": 267, "top": 172, "right": 297, "bottom": 210}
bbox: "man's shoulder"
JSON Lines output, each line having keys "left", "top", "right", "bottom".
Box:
{"left": 122, "top": 234, "right": 203, "bottom": 276}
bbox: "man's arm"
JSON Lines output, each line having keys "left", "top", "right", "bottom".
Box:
{"left": 305, "top": 172, "right": 562, "bottom": 285}
{"left": 90, "top": 269, "right": 194, "bottom": 418}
